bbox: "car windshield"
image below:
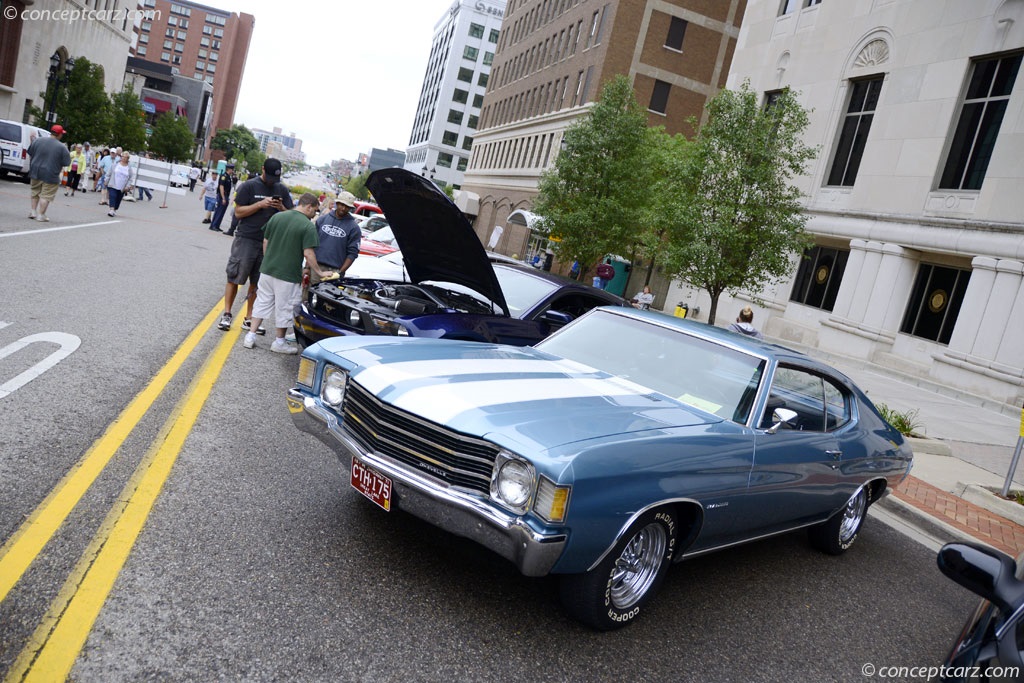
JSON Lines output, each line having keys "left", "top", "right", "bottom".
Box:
{"left": 493, "top": 266, "right": 560, "bottom": 316}
{"left": 536, "top": 310, "right": 766, "bottom": 423}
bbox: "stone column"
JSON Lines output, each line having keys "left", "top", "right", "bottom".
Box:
{"left": 945, "top": 256, "right": 998, "bottom": 357}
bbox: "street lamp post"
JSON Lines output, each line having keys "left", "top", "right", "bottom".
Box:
{"left": 45, "top": 52, "right": 75, "bottom": 124}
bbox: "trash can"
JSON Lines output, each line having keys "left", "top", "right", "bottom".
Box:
{"left": 674, "top": 303, "right": 689, "bottom": 318}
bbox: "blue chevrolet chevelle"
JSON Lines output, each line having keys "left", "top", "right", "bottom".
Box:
{"left": 287, "top": 307, "right": 913, "bottom": 630}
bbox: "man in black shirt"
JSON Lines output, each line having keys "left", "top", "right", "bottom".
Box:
{"left": 216, "top": 158, "right": 294, "bottom": 331}
{"left": 209, "top": 163, "right": 235, "bottom": 232}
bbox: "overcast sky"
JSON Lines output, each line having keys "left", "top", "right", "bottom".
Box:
{"left": 210, "top": 0, "right": 457, "bottom": 166}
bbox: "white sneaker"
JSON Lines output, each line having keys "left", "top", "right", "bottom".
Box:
{"left": 28, "top": 212, "right": 36, "bottom": 219}
{"left": 243, "top": 332, "right": 256, "bottom": 349}
{"left": 107, "top": 210, "right": 115, "bottom": 217}
{"left": 270, "top": 339, "right": 298, "bottom": 355}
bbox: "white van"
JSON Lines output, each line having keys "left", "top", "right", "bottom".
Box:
{"left": 0, "top": 119, "right": 50, "bottom": 180}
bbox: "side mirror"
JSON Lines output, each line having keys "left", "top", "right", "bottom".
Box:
{"left": 937, "top": 542, "right": 1022, "bottom": 615}
{"left": 766, "top": 408, "right": 798, "bottom": 434}
{"left": 540, "top": 310, "right": 573, "bottom": 326}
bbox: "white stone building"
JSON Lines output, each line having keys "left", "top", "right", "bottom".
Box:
{"left": 404, "top": 0, "right": 506, "bottom": 189}
{"left": 0, "top": 1, "right": 136, "bottom": 122}
{"left": 667, "top": 0, "right": 1024, "bottom": 410}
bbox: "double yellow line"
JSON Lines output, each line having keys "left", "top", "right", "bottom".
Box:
{"left": 1, "top": 302, "right": 240, "bottom": 682}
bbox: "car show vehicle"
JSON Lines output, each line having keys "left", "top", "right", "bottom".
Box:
{"left": 937, "top": 542, "right": 1024, "bottom": 681}
{"left": 293, "top": 168, "right": 625, "bottom": 347}
{"left": 287, "top": 306, "right": 914, "bottom": 630}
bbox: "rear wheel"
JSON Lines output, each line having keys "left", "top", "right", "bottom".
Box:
{"left": 559, "top": 508, "right": 678, "bottom": 631}
{"left": 809, "top": 486, "right": 869, "bottom": 555}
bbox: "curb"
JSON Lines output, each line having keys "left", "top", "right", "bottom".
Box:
{"left": 876, "top": 494, "right": 977, "bottom": 546}
{"left": 906, "top": 435, "right": 952, "bottom": 457}
{"left": 958, "top": 483, "right": 1024, "bottom": 527}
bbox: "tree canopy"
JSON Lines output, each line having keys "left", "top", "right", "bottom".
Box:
{"left": 148, "top": 114, "right": 194, "bottom": 163}
{"left": 211, "top": 124, "right": 259, "bottom": 163}
{"left": 660, "top": 82, "right": 817, "bottom": 323}
{"left": 109, "top": 89, "right": 148, "bottom": 152}
{"left": 533, "top": 75, "right": 657, "bottom": 279}
{"left": 33, "top": 57, "right": 112, "bottom": 146}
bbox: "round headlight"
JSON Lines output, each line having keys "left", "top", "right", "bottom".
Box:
{"left": 321, "top": 367, "right": 346, "bottom": 408}
{"left": 497, "top": 459, "right": 533, "bottom": 508}
{"left": 348, "top": 309, "right": 361, "bottom": 326}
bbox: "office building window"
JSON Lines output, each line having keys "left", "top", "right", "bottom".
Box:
{"left": 478, "top": 73, "right": 489, "bottom": 87}
{"left": 469, "top": 23, "right": 484, "bottom": 38}
{"left": 790, "top": 246, "right": 848, "bottom": 311}
{"left": 665, "top": 17, "right": 687, "bottom": 51}
{"left": 468, "top": 115, "right": 478, "bottom": 129}
{"left": 437, "top": 152, "right": 453, "bottom": 168}
{"left": 137, "top": 46, "right": 148, "bottom": 56}
{"left": 163, "top": 39, "right": 173, "bottom": 49}
{"left": 473, "top": 94, "right": 484, "bottom": 108}
{"left": 649, "top": 79, "right": 670, "bottom": 114}
{"left": 141, "top": 21, "right": 152, "bottom": 31}
{"left": 900, "top": 264, "right": 970, "bottom": 345}
{"left": 457, "top": 157, "right": 468, "bottom": 171}
{"left": 175, "top": 43, "right": 184, "bottom": 53}
{"left": 489, "top": 29, "right": 499, "bottom": 43}
{"left": 462, "top": 136, "right": 473, "bottom": 150}
{"left": 483, "top": 51, "right": 494, "bottom": 66}
{"left": 826, "top": 76, "right": 883, "bottom": 186}
{"left": 464, "top": 46, "right": 479, "bottom": 61}
{"left": 457, "top": 67, "right": 474, "bottom": 82}
{"left": 442, "top": 131, "right": 458, "bottom": 146}
{"left": 139, "top": 34, "right": 149, "bottom": 44}
{"left": 448, "top": 109, "right": 463, "bottom": 124}
{"left": 453, "top": 89, "right": 469, "bottom": 104}
{"left": 161, "top": 52, "right": 170, "bottom": 62}
{"left": 780, "top": 0, "right": 820, "bottom": 13}
{"left": 168, "top": 16, "right": 177, "bottom": 26}
{"left": 196, "top": 61, "right": 205, "bottom": 71}
{"left": 939, "top": 52, "right": 1022, "bottom": 191}
{"left": 200, "top": 37, "right": 210, "bottom": 47}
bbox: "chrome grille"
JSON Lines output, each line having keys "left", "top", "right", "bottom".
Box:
{"left": 342, "top": 378, "right": 498, "bottom": 494}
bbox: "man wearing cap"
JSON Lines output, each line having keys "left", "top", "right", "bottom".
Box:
{"left": 311, "top": 190, "right": 361, "bottom": 285}
{"left": 209, "top": 163, "right": 235, "bottom": 232}
{"left": 216, "top": 157, "right": 294, "bottom": 332}
{"left": 27, "top": 125, "right": 72, "bottom": 222}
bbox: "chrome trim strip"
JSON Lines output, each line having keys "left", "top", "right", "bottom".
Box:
{"left": 679, "top": 519, "right": 825, "bottom": 558}
{"left": 586, "top": 497, "right": 705, "bottom": 572}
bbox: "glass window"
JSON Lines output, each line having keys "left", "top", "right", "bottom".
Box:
{"left": 453, "top": 88, "right": 469, "bottom": 104}
{"left": 649, "top": 79, "right": 670, "bottom": 114}
{"left": 759, "top": 367, "right": 846, "bottom": 433}
{"left": 447, "top": 109, "right": 463, "bottom": 124}
{"left": 489, "top": 29, "right": 499, "bottom": 43}
{"left": 138, "top": 46, "right": 148, "bottom": 56}
{"left": 469, "top": 23, "right": 484, "bottom": 38}
{"left": 175, "top": 43, "right": 184, "bottom": 53}
{"left": 442, "top": 130, "right": 458, "bottom": 146}
{"left": 900, "top": 263, "right": 970, "bottom": 345}
{"left": 214, "top": 28, "right": 224, "bottom": 38}
{"left": 203, "top": 25, "right": 212, "bottom": 35}
{"left": 457, "top": 67, "right": 474, "bottom": 82}
{"left": 207, "top": 63, "right": 215, "bottom": 73}
{"left": 139, "top": 34, "right": 149, "bottom": 44}
{"left": 457, "top": 156, "right": 468, "bottom": 171}
{"left": 464, "top": 46, "right": 479, "bottom": 61}
{"left": 437, "top": 152, "right": 453, "bottom": 168}
{"left": 161, "top": 52, "right": 171, "bottom": 62}
{"left": 790, "top": 245, "right": 849, "bottom": 311}
{"left": 462, "top": 136, "right": 473, "bottom": 150}
{"left": 177, "top": 30, "right": 186, "bottom": 40}
{"left": 163, "top": 39, "right": 173, "bottom": 49}
{"left": 468, "top": 115, "right": 478, "bottom": 129}
{"left": 473, "top": 94, "right": 484, "bottom": 108}
{"left": 168, "top": 16, "right": 177, "bottom": 26}
{"left": 779, "top": 0, "right": 800, "bottom": 14}
{"left": 483, "top": 52, "right": 494, "bottom": 66}
{"left": 141, "top": 21, "right": 152, "bottom": 31}
{"left": 826, "top": 76, "right": 883, "bottom": 186}
{"left": 196, "top": 61, "right": 205, "bottom": 71}
{"left": 478, "top": 73, "right": 489, "bottom": 87}
{"left": 209, "top": 52, "right": 218, "bottom": 62}
{"left": 200, "top": 37, "right": 210, "bottom": 47}
{"left": 939, "top": 52, "right": 1022, "bottom": 191}
{"left": 665, "top": 16, "right": 687, "bottom": 51}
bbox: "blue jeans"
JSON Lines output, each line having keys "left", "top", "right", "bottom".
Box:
{"left": 137, "top": 186, "right": 152, "bottom": 200}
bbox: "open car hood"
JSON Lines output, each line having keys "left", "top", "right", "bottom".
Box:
{"left": 366, "top": 168, "right": 509, "bottom": 317}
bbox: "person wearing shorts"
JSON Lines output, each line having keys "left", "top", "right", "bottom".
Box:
{"left": 216, "top": 157, "right": 294, "bottom": 332}
{"left": 27, "top": 124, "right": 71, "bottom": 222}
{"left": 243, "top": 193, "right": 334, "bottom": 353}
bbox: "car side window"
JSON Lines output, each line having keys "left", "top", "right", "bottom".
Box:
{"left": 823, "top": 378, "right": 851, "bottom": 430}
{"left": 541, "top": 293, "right": 609, "bottom": 322}
{"left": 759, "top": 366, "right": 827, "bottom": 431}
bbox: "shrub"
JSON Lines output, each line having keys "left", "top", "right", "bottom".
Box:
{"left": 876, "top": 403, "right": 922, "bottom": 436}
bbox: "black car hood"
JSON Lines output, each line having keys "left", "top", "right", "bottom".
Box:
{"left": 366, "top": 168, "right": 509, "bottom": 316}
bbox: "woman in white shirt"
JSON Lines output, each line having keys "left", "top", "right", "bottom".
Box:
{"left": 105, "top": 152, "right": 133, "bottom": 217}
{"left": 632, "top": 285, "right": 655, "bottom": 310}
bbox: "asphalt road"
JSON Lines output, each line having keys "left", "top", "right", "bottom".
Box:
{"left": 0, "top": 176, "right": 979, "bottom": 682}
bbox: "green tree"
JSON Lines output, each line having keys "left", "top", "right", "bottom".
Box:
{"left": 532, "top": 75, "right": 655, "bottom": 279}
{"left": 109, "top": 89, "right": 148, "bottom": 152}
{"left": 148, "top": 113, "right": 194, "bottom": 162}
{"left": 33, "top": 57, "right": 112, "bottom": 146}
{"left": 344, "top": 173, "right": 369, "bottom": 200}
{"left": 661, "top": 82, "right": 817, "bottom": 324}
{"left": 210, "top": 124, "right": 259, "bottom": 163}
{"left": 243, "top": 148, "right": 266, "bottom": 177}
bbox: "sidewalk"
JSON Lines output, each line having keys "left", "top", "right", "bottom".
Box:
{"left": 794, "top": 345, "right": 1024, "bottom": 557}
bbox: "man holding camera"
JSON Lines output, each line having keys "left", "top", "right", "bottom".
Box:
{"left": 216, "top": 157, "right": 294, "bottom": 332}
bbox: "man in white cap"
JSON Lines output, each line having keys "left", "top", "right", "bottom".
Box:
{"left": 310, "top": 191, "right": 361, "bottom": 285}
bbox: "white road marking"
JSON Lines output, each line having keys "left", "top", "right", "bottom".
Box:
{"left": 0, "top": 332, "right": 82, "bottom": 399}
{"left": 0, "top": 221, "right": 120, "bottom": 238}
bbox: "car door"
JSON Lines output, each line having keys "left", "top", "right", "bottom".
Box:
{"left": 742, "top": 365, "right": 849, "bottom": 535}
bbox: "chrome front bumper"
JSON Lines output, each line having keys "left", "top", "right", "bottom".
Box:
{"left": 287, "top": 388, "right": 567, "bottom": 577}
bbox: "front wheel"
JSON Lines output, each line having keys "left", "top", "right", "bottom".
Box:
{"left": 809, "top": 486, "right": 870, "bottom": 555}
{"left": 559, "top": 508, "right": 678, "bottom": 631}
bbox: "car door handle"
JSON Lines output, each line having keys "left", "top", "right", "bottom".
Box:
{"left": 825, "top": 450, "right": 843, "bottom": 460}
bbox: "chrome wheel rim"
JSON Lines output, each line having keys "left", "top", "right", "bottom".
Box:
{"left": 609, "top": 522, "right": 667, "bottom": 610}
{"left": 839, "top": 489, "right": 867, "bottom": 543}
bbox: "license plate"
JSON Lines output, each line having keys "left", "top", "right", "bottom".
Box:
{"left": 351, "top": 457, "right": 392, "bottom": 511}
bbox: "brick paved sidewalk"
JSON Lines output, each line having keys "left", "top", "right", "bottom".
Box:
{"left": 893, "top": 475, "right": 1024, "bottom": 556}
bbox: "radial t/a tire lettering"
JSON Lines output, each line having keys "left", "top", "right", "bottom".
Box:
{"left": 559, "top": 508, "right": 678, "bottom": 631}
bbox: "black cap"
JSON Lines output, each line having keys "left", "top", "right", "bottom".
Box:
{"left": 263, "top": 158, "right": 282, "bottom": 178}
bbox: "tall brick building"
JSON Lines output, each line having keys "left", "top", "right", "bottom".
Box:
{"left": 459, "top": 0, "right": 746, "bottom": 260}
{"left": 131, "top": 0, "right": 254, "bottom": 159}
